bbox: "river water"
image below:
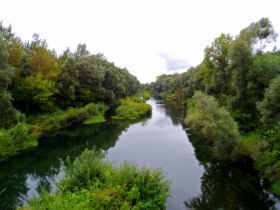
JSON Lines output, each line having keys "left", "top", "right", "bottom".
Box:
{"left": 0, "top": 99, "right": 279, "bottom": 210}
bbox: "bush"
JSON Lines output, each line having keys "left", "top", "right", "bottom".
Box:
{"left": 20, "top": 148, "right": 170, "bottom": 210}
{"left": 0, "top": 123, "right": 37, "bottom": 162}
{"left": 142, "top": 91, "right": 151, "bottom": 100}
{"left": 113, "top": 97, "right": 151, "bottom": 120}
{"left": 185, "top": 91, "right": 241, "bottom": 161}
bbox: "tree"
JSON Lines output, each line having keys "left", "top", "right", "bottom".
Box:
{"left": 199, "top": 34, "right": 233, "bottom": 96}
{"left": 16, "top": 75, "right": 58, "bottom": 113}
{"left": 257, "top": 75, "right": 280, "bottom": 127}
{"left": 240, "top": 18, "right": 277, "bottom": 54}
{"left": 185, "top": 91, "right": 241, "bottom": 161}
{"left": 25, "top": 34, "right": 58, "bottom": 80}
{"left": 0, "top": 91, "right": 24, "bottom": 128}
{"left": 247, "top": 53, "right": 280, "bottom": 103}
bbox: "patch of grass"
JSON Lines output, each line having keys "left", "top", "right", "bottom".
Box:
{"left": 83, "top": 116, "right": 106, "bottom": 124}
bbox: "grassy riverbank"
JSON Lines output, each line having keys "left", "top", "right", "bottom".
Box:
{"left": 0, "top": 103, "right": 108, "bottom": 162}
{"left": 19, "top": 148, "right": 170, "bottom": 210}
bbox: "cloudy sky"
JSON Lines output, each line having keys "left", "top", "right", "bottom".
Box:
{"left": 1, "top": 0, "right": 279, "bottom": 83}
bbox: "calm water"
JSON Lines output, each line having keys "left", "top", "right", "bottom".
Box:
{"left": 0, "top": 99, "right": 279, "bottom": 210}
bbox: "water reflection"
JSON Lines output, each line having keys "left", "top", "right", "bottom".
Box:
{"left": 0, "top": 121, "right": 133, "bottom": 210}
{"left": 106, "top": 100, "right": 204, "bottom": 210}
{"left": 1, "top": 99, "right": 279, "bottom": 210}
{"left": 186, "top": 129, "right": 280, "bottom": 209}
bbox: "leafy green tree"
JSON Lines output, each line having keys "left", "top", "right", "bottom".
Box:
{"left": 185, "top": 91, "right": 241, "bottom": 161}
{"left": 24, "top": 33, "right": 58, "bottom": 80}
{"left": 228, "top": 37, "right": 252, "bottom": 110}
{"left": 16, "top": 75, "right": 58, "bottom": 113}
{"left": 0, "top": 22, "right": 23, "bottom": 83}
{"left": 0, "top": 35, "right": 24, "bottom": 127}
{"left": 247, "top": 53, "right": 280, "bottom": 103}
{"left": 199, "top": 34, "right": 233, "bottom": 97}
{"left": 257, "top": 75, "right": 280, "bottom": 127}
{"left": 57, "top": 45, "right": 139, "bottom": 108}
{"left": 0, "top": 35, "right": 14, "bottom": 92}
{"left": 0, "top": 91, "right": 25, "bottom": 128}
{"left": 240, "top": 18, "right": 277, "bottom": 53}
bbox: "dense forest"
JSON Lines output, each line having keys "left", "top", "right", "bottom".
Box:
{"left": 0, "top": 22, "right": 143, "bottom": 162}
{"left": 148, "top": 18, "right": 280, "bottom": 196}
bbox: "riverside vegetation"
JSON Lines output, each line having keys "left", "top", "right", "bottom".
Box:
{"left": 0, "top": 21, "right": 158, "bottom": 209}
{"left": 18, "top": 149, "right": 170, "bottom": 210}
{"left": 0, "top": 21, "right": 153, "bottom": 162}
{"left": 148, "top": 18, "right": 280, "bottom": 196}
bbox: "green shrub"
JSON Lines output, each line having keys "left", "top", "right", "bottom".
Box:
{"left": 113, "top": 97, "right": 151, "bottom": 120}
{"left": 185, "top": 91, "right": 241, "bottom": 161}
{"left": 0, "top": 123, "right": 37, "bottom": 162}
{"left": 142, "top": 91, "right": 151, "bottom": 100}
{"left": 20, "top": 148, "right": 170, "bottom": 210}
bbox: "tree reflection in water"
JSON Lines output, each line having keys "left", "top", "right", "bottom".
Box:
{"left": 186, "top": 133, "right": 278, "bottom": 210}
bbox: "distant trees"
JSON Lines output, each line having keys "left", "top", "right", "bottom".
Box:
{"left": 150, "top": 17, "right": 280, "bottom": 131}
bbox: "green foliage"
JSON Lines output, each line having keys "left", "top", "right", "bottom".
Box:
{"left": 142, "top": 91, "right": 151, "bottom": 100}
{"left": 0, "top": 91, "right": 25, "bottom": 128}
{"left": 57, "top": 50, "right": 140, "bottom": 108}
{"left": 272, "top": 182, "right": 280, "bottom": 197}
{"left": 113, "top": 97, "right": 151, "bottom": 120}
{"left": 257, "top": 75, "right": 280, "bottom": 127}
{"left": 0, "top": 123, "right": 37, "bottom": 162}
{"left": 0, "top": 103, "right": 108, "bottom": 162}
{"left": 185, "top": 91, "right": 241, "bottom": 161}
{"left": 21, "top": 148, "right": 170, "bottom": 210}
{"left": 31, "top": 103, "right": 108, "bottom": 133}
{"left": 16, "top": 74, "right": 58, "bottom": 113}
{"left": 240, "top": 133, "right": 268, "bottom": 160}
{"left": 200, "top": 34, "right": 233, "bottom": 96}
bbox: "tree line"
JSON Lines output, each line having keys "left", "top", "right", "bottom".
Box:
{"left": 148, "top": 18, "right": 280, "bottom": 196}
{"left": 0, "top": 22, "right": 140, "bottom": 128}
{"left": 0, "top": 22, "right": 140, "bottom": 161}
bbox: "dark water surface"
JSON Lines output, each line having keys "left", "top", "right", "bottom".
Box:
{"left": 0, "top": 99, "right": 279, "bottom": 210}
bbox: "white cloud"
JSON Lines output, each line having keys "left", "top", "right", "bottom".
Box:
{"left": 1, "top": 0, "right": 280, "bottom": 83}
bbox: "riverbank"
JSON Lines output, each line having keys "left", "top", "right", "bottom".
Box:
{"left": 184, "top": 92, "right": 280, "bottom": 197}
{"left": 0, "top": 103, "right": 108, "bottom": 163}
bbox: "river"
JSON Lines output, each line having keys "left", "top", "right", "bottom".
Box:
{"left": 0, "top": 99, "right": 279, "bottom": 210}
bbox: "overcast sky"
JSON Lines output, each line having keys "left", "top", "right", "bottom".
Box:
{"left": 1, "top": 0, "right": 279, "bottom": 83}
